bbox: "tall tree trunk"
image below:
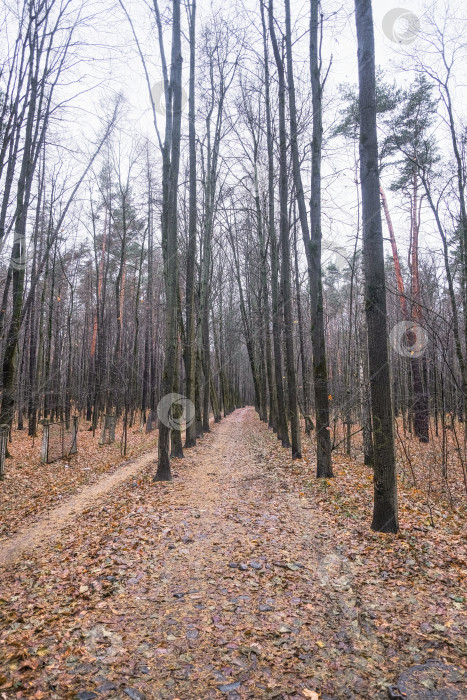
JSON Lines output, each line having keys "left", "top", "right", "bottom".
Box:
{"left": 381, "top": 183, "right": 429, "bottom": 442}
{"left": 293, "top": 215, "right": 310, "bottom": 427}
{"left": 283, "top": 0, "right": 329, "bottom": 468}
{"left": 308, "top": 0, "right": 333, "bottom": 475}
{"left": 269, "top": 0, "right": 301, "bottom": 458}
{"left": 27, "top": 161, "right": 45, "bottom": 437}
{"left": 355, "top": 0, "right": 398, "bottom": 532}
{"left": 156, "top": 0, "right": 183, "bottom": 481}
{"left": 409, "top": 172, "right": 429, "bottom": 442}
{"left": 171, "top": 334, "right": 184, "bottom": 457}
{"left": 260, "top": 0, "right": 288, "bottom": 445}
{"left": 184, "top": 0, "right": 197, "bottom": 448}
{"left": 253, "top": 152, "right": 272, "bottom": 424}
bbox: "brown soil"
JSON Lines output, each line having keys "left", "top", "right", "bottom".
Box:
{"left": 0, "top": 408, "right": 465, "bottom": 700}
{"left": 0, "top": 450, "right": 155, "bottom": 568}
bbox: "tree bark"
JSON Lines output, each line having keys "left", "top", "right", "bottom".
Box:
{"left": 355, "top": 0, "right": 398, "bottom": 532}
{"left": 156, "top": 0, "right": 183, "bottom": 481}
{"left": 184, "top": 0, "right": 197, "bottom": 448}
{"left": 260, "top": 0, "right": 288, "bottom": 446}
{"left": 269, "top": 0, "right": 301, "bottom": 458}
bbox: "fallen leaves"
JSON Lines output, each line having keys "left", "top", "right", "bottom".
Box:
{"left": 0, "top": 419, "right": 158, "bottom": 539}
{"left": 0, "top": 409, "right": 465, "bottom": 700}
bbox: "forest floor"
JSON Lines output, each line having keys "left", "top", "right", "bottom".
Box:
{"left": 0, "top": 422, "right": 159, "bottom": 539}
{"left": 0, "top": 408, "right": 466, "bottom": 700}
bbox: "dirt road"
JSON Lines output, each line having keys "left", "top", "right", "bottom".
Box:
{"left": 0, "top": 408, "right": 465, "bottom": 699}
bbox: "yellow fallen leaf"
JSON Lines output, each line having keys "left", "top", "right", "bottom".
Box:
{"left": 303, "top": 691, "right": 319, "bottom": 700}
{"left": 316, "top": 640, "right": 325, "bottom": 648}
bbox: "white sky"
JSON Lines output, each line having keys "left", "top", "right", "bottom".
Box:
{"left": 2, "top": 0, "right": 466, "bottom": 274}
{"left": 85, "top": 0, "right": 465, "bottom": 269}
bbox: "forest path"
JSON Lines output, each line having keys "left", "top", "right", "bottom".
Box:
{"left": 0, "top": 449, "right": 156, "bottom": 568}
{"left": 0, "top": 414, "right": 216, "bottom": 567}
{"left": 1, "top": 408, "right": 465, "bottom": 699}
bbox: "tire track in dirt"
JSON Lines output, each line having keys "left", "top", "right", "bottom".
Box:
{"left": 0, "top": 415, "right": 218, "bottom": 569}
{"left": 0, "top": 450, "right": 156, "bottom": 568}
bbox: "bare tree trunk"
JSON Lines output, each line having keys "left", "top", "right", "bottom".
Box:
{"left": 308, "top": 0, "right": 333, "bottom": 475}
{"left": 171, "top": 334, "right": 184, "bottom": 458}
{"left": 293, "top": 215, "right": 310, "bottom": 428}
{"left": 355, "top": 0, "right": 398, "bottom": 532}
{"left": 269, "top": 0, "right": 301, "bottom": 459}
{"left": 253, "top": 146, "right": 273, "bottom": 425}
{"left": 283, "top": 0, "right": 329, "bottom": 468}
{"left": 156, "top": 0, "right": 183, "bottom": 481}
{"left": 184, "top": 0, "right": 197, "bottom": 448}
{"left": 260, "top": 0, "right": 288, "bottom": 446}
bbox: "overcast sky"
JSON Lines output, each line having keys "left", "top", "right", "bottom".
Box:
{"left": 2, "top": 0, "right": 465, "bottom": 271}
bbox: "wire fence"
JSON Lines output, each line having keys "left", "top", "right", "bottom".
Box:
{"left": 0, "top": 424, "right": 8, "bottom": 479}
{"left": 99, "top": 415, "right": 117, "bottom": 445}
{"left": 40, "top": 417, "right": 78, "bottom": 464}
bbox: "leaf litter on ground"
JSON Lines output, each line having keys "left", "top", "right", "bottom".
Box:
{"left": 0, "top": 408, "right": 465, "bottom": 699}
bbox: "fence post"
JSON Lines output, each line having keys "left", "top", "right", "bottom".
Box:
{"left": 146, "top": 411, "right": 154, "bottom": 433}
{"left": 70, "top": 416, "right": 78, "bottom": 454}
{"left": 109, "top": 416, "right": 116, "bottom": 443}
{"left": 0, "top": 424, "right": 8, "bottom": 480}
{"left": 99, "top": 416, "right": 106, "bottom": 446}
{"left": 40, "top": 421, "right": 50, "bottom": 463}
{"left": 99, "top": 415, "right": 116, "bottom": 445}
